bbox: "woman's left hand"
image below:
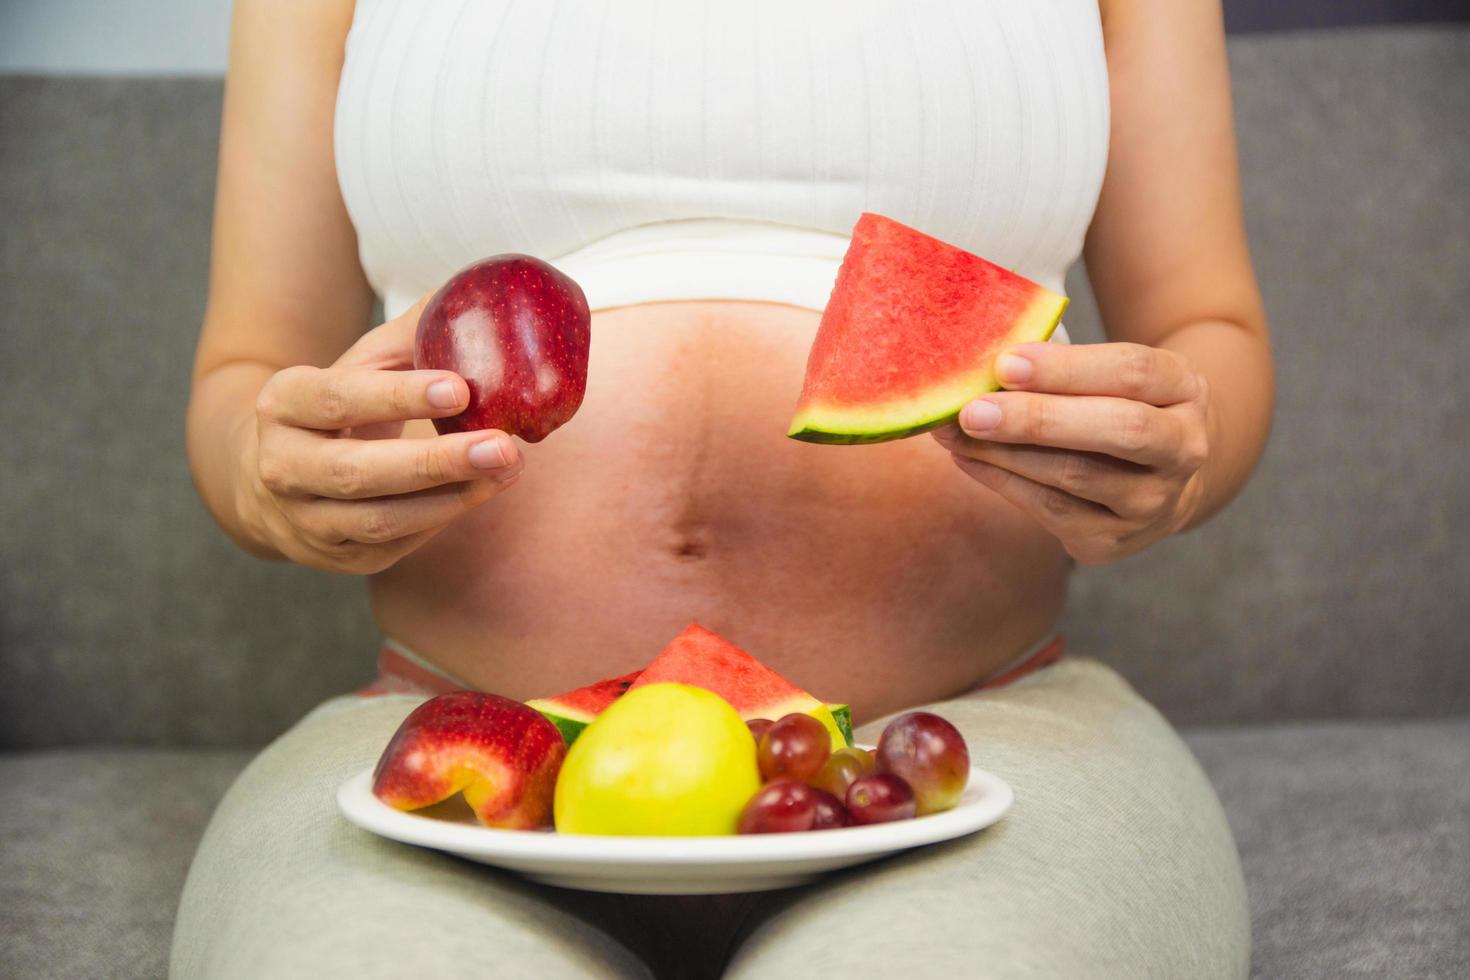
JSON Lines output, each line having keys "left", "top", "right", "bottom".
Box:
{"left": 935, "top": 342, "right": 1213, "bottom": 565}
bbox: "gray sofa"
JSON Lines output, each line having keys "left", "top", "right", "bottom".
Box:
{"left": 2, "top": 26, "right": 1467, "bottom": 980}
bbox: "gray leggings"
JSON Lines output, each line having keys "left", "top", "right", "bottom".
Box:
{"left": 171, "top": 658, "right": 1249, "bottom": 979}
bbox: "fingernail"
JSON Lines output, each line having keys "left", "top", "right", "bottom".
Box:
{"left": 427, "top": 379, "right": 462, "bottom": 409}
{"left": 468, "top": 436, "right": 512, "bottom": 469}
{"left": 961, "top": 400, "right": 1003, "bottom": 433}
{"left": 996, "top": 353, "right": 1033, "bottom": 385}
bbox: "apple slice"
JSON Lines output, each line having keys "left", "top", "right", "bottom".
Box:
{"left": 372, "top": 692, "right": 566, "bottom": 830}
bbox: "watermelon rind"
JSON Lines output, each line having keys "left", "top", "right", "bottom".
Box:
{"left": 526, "top": 631, "right": 857, "bottom": 750}
{"left": 531, "top": 712, "right": 591, "bottom": 745}
{"left": 788, "top": 290, "right": 1067, "bottom": 444}
{"left": 829, "top": 704, "right": 854, "bottom": 746}
{"left": 536, "top": 694, "right": 851, "bottom": 750}
{"left": 526, "top": 670, "right": 642, "bottom": 746}
{"left": 807, "top": 704, "right": 848, "bottom": 752}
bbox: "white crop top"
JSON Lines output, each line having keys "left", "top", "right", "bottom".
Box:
{"left": 334, "top": 0, "right": 1110, "bottom": 322}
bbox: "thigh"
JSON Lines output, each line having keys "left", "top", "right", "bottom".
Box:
{"left": 170, "top": 694, "right": 651, "bottom": 980}
{"left": 726, "top": 659, "right": 1250, "bottom": 980}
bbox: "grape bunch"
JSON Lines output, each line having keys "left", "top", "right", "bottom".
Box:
{"left": 736, "top": 711, "right": 970, "bottom": 834}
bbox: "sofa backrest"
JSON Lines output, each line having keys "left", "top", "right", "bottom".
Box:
{"left": 2, "top": 27, "right": 1467, "bottom": 747}
{"left": 1061, "top": 27, "right": 1470, "bottom": 724}
{"left": 0, "top": 78, "right": 379, "bottom": 747}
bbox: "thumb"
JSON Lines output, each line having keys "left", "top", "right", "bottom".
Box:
{"left": 335, "top": 291, "right": 434, "bottom": 370}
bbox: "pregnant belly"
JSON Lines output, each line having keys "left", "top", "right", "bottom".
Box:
{"left": 370, "top": 300, "right": 1070, "bottom": 722}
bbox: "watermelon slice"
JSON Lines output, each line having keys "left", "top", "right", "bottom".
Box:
{"left": 526, "top": 626, "right": 854, "bottom": 749}
{"left": 788, "top": 212, "right": 1068, "bottom": 444}
{"left": 629, "top": 625, "right": 850, "bottom": 751}
{"left": 526, "top": 671, "right": 640, "bottom": 745}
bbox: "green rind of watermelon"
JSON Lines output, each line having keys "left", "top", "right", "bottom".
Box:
{"left": 535, "top": 699, "right": 852, "bottom": 748}
{"left": 788, "top": 291, "right": 1067, "bottom": 444}
{"left": 534, "top": 712, "right": 593, "bottom": 745}
{"left": 526, "top": 670, "right": 641, "bottom": 746}
{"left": 525, "top": 634, "right": 857, "bottom": 749}
{"left": 829, "top": 704, "right": 854, "bottom": 745}
{"left": 788, "top": 416, "right": 959, "bottom": 446}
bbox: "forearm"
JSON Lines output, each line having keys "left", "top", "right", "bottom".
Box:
{"left": 1157, "top": 317, "right": 1273, "bottom": 529}
{"left": 186, "top": 359, "right": 283, "bottom": 559}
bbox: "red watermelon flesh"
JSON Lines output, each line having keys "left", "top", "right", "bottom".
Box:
{"left": 788, "top": 212, "right": 1068, "bottom": 444}
{"left": 629, "top": 624, "right": 848, "bottom": 749}
{"left": 528, "top": 626, "right": 853, "bottom": 748}
{"left": 525, "top": 671, "right": 641, "bottom": 744}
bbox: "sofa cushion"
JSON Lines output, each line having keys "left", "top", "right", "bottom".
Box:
{"left": 0, "top": 747, "right": 251, "bottom": 980}
{"left": 2, "top": 721, "right": 1465, "bottom": 980}
{"left": 1186, "top": 718, "right": 1470, "bottom": 980}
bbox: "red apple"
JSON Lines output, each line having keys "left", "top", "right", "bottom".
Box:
{"left": 372, "top": 691, "right": 566, "bottom": 829}
{"left": 414, "top": 254, "right": 591, "bottom": 442}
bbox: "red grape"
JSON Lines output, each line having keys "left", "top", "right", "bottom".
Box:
{"left": 738, "top": 780, "right": 818, "bottom": 834}
{"left": 845, "top": 773, "right": 916, "bottom": 825}
{"left": 875, "top": 712, "right": 970, "bottom": 816}
{"left": 757, "top": 713, "right": 831, "bottom": 783}
{"left": 746, "top": 718, "right": 775, "bottom": 744}
{"left": 812, "top": 746, "right": 877, "bottom": 798}
{"left": 809, "top": 789, "right": 850, "bottom": 830}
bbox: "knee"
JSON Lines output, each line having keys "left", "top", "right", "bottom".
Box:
{"left": 171, "top": 697, "right": 428, "bottom": 977}
{"left": 735, "top": 659, "right": 1249, "bottom": 979}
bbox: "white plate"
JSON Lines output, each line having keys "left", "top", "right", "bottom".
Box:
{"left": 337, "top": 756, "right": 1012, "bottom": 895}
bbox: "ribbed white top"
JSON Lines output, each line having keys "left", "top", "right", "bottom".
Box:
{"left": 335, "top": 0, "right": 1109, "bottom": 320}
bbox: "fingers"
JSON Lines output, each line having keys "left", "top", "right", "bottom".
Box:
{"left": 943, "top": 439, "right": 1163, "bottom": 519}
{"left": 950, "top": 454, "right": 1113, "bottom": 541}
{"left": 257, "top": 365, "right": 468, "bottom": 431}
{"left": 294, "top": 478, "right": 508, "bottom": 548}
{"left": 259, "top": 428, "right": 521, "bottom": 499}
{"left": 954, "top": 392, "right": 1187, "bottom": 468}
{"left": 995, "top": 342, "right": 1201, "bottom": 407}
{"left": 938, "top": 341, "right": 1212, "bottom": 567}
{"left": 296, "top": 528, "right": 440, "bottom": 576}
{"left": 254, "top": 424, "right": 521, "bottom": 575}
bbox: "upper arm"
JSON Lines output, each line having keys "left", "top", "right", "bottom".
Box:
{"left": 1084, "top": 0, "right": 1267, "bottom": 345}
{"left": 194, "top": 0, "right": 373, "bottom": 379}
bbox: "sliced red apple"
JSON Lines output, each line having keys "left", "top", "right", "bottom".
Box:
{"left": 372, "top": 691, "right": 566, "bottom": 830}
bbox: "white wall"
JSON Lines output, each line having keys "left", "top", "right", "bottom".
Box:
{"left": 0, "top": 0, "right": 231, "bottom": 74}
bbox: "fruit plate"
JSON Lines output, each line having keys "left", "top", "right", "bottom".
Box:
{"left": 336, "top": 758, "right": 1012, "bottom": 895}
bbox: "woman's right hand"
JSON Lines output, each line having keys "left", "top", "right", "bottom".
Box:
{"left": 238, "top": 304, "right": 523, "bottom": 574}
